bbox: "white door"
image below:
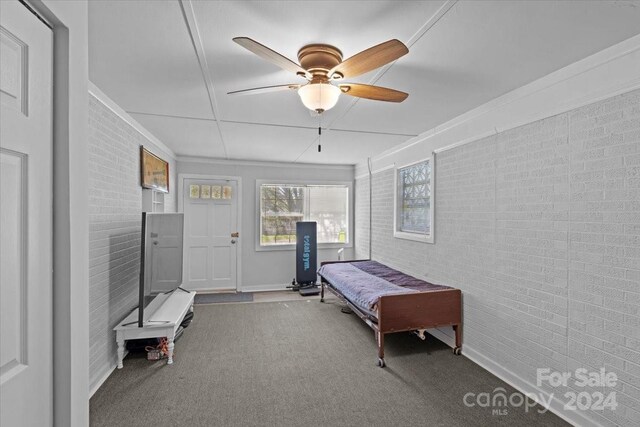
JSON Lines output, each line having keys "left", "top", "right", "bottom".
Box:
{"left": 0, "top": 2, "right": 53, "bottom": 426}
{"left": 144, "top": 213, "right": 184, "bottom": 294}
{"left": 182, "top": 179, "right": 238, "bottom": 291}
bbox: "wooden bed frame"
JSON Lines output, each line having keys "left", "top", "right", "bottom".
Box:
{"left": 319, "top": 260, "right": 462, "bottom": 367}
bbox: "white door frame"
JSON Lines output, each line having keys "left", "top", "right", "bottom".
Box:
{"left": 178, "top": 173, "right": 242, "bottom": 291}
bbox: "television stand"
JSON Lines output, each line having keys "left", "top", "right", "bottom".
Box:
{"left": 114, "top": 290, "right": 196, "bottom": 368}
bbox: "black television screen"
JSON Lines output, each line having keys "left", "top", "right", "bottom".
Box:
{"left": 138, "top": 212, "right": 184, "bottom": 327}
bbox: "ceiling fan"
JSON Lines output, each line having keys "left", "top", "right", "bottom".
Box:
{"left": 228, "top": 37, "right": 409, "bottom": 114}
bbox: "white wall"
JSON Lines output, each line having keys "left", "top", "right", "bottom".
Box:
{"left": 355, "top": 35, "right": 640, "bottom": 427}
{"left": 177, "top": 159, "right": 355, "bottom": 291}
{"left": 87, "top": 85, "right": 177, "bottom": 394}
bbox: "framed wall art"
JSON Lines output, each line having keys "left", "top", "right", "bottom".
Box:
{"left": 140, "top": 146, "right": 169, "bottom": 193}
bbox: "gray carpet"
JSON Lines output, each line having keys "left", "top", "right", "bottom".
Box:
{"left": 194, "top": 292, "right": 253, "bottom": 304}
{"left": 91, "top": 300, "right": 568, "bottom": 427}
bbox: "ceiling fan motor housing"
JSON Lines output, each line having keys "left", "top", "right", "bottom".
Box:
{"left": 298, "top": 44, "right": 343, "bottom": 80}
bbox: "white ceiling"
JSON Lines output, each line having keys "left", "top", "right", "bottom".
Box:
{"left": 88, "top": 0, "right": 640, "bottom": 165}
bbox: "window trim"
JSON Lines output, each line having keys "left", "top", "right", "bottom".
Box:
{"left": 393, "top": 156, "right": 435, "bottom": 244}
{"left": 255, "top": 179, "right": 354, "bottom": 252}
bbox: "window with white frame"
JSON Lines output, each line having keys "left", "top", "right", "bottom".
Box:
{"left": 394, "top": 158, "right": 434, "bottom": 243}
{"left": 259, "top": 183, "right": 349, "bottom": 247}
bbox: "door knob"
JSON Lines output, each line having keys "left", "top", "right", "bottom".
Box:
{"left": 231, "top": 239, "right": 237, "bottom": 244}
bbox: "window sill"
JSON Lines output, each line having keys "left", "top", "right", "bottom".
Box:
{"left": 255, "top": 242, "right": 352, "bottom": 252}
{"left": 393, "top": 231, "right": 434, "bottom": 244}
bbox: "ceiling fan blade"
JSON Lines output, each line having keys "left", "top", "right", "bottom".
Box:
{"left": 233, "top": 37, "right": 310, "bottom": 78}
{"left": 330, "top": 39, "right": 408, "bottom": 79}
{"left": 228, "top": 84, "right": 302, "bottom": 96}
{"left": 338, "top": 83, "right": 408, "bottom": 102}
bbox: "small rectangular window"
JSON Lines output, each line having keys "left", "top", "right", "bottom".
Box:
{"left": 308, "top": 186, "right": 349, "bottom": 244}
{"left": 394, "top": 158, "right": 434, "bottom": 243}
{"left": 260, "top": 185, "right": 305, "bottom": 245}
{"left": 259, "top": 183, "right": 349, "bottom": 247}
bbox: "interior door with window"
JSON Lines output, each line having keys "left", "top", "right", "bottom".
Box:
{"left": 1, "top": 1, "right": 53, "bottom": 425}
{"left": 182, "top": 179, "right": 238, "bottom": 291}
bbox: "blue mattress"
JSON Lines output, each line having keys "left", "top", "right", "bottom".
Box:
{"left": 319, "top": 261, "right": 451, "bottom": 313}
{"left": 318, "top": 262, "right": 415, "bottom": 311}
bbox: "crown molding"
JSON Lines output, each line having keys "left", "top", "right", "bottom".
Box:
{"left": 177, "top": 155, "right": 355, "bottom": 171}
{"left": 354, "top": 163, "right": 395, "bottom": 180}
{"left": 88, "top": 81, "right": 176, "bottom": 160}
{"left": 359, "top": 32, "right": 640, "bottom": 170}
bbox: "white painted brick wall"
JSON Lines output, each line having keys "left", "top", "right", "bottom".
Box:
{"left": 88, "top": 94, "right": 176, "bottom": 392}
{"left": 355, "top": 176, "right": 370, "bottom": 260}
{"left": 567, "top": 90, "right": 640, "bottom": 426}
{"left": 355, "top": 89, "right": 640, "bottom": 426}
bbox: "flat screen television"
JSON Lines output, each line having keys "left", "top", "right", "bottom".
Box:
{"left": 137, "top": 212, "right": 185, "bottom": 327}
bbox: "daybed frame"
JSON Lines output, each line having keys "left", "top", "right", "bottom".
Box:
{"left": 319, "top": 260, "right": 462, "bottom": 367}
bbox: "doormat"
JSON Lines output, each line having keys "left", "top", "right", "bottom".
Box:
{"left": 194, "top": 292, "right": 254, "bottom": 304}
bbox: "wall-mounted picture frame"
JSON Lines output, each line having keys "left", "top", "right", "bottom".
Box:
{"left": 140, "top": 146, "right": 169, "bottom": 193}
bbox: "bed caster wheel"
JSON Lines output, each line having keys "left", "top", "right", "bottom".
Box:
{"left": 376, "top": 358, "right": 386, "bottom": 368}
{"left": 453, "top": 347, "right": 461, "bottom": 355}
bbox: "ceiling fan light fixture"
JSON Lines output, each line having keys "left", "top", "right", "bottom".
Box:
{"left": 298, "top": 83, "right": 341, "bottom": 113}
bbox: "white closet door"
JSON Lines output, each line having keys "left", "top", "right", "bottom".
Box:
{"left": 1, "top": 1, "right": 53, "bottom": 426}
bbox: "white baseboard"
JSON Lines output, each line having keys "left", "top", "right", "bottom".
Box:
{"left": 190, "top": 285, "right": 293, "bottom": 293}
{"left": 89, "top": 352, "right": 127, "bottom": 398}
{"left": 426, "top": 326, "right": 455, "bottom": 347}
{"left": 239, "top": 284, "right": 291, "bottom": 293}
{"left": 425, "top": 329, "right": 602, "bottom": 427}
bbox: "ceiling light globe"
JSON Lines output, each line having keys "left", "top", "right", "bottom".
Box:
{"left": 298, "top": 83, "right": 341, "bottom": 113}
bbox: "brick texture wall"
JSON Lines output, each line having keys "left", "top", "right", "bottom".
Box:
{"left": 355, "top": 89, "right": 640, "bottom": 426}
{"left": 354, "top": 176, "right": 370, "bottom": 260}
{"left": 88, "top": 93, "right": 176, "bottom": 392}
{"left": 567, "top": 90, "right": 640, "bottom": 426}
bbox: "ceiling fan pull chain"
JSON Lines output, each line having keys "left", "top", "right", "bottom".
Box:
{"left": 318, "top": 119, "right": 322, "bottom": 153}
